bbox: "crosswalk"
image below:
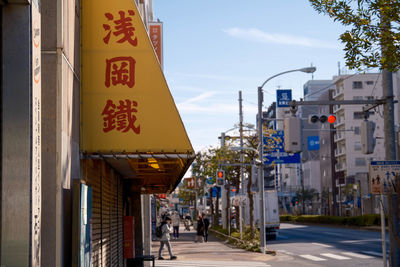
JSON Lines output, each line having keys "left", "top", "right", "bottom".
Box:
{"left": 155, "top": 260, "right": 271, "bottom": 267}
{"left": 278, "top": 250, "right": 380, "bottom": 262}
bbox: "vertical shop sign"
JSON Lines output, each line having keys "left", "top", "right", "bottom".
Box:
{"left": 31, "top": 1, "right": 42, "bottom": 265}
{"left": 124, "top": 216, "right": 135, "bottom": 258}
{"left": 148, "top": 22, "right": 163, "bottom": 67}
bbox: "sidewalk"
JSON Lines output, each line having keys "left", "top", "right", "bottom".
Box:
{"left": 151, "top": 225, "right": 274, "bottom": 264}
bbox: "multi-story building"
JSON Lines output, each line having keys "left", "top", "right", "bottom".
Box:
{"left": 332, "top": 73, "right": 387, "bottom": 215}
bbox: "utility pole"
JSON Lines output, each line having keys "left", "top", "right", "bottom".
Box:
{"left": 257, "top": 86, "right": 266, "bottom": 254}
{"left": 239, "top": 91, "right": 244, "bottom": 240}
{"left": 381, "top": 9, "right": 399, "bottom": 266}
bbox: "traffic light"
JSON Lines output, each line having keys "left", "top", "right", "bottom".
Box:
{"left": 361, "top": 119, "right": 376, "bottom": 154}
{"left": 284, "top": 116, "right": 302, "bottom": 153}
{"left": 309, "top": 114, "right": 336, "bottom": 124}
{"left": 216, "top": 170, "right": 225, "bottom": 186}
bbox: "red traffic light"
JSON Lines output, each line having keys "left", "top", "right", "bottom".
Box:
{"left": 217, "top": 170, "right": 224, "bottom": 179}
{"left": 309, "top": 114, "right": 336, "bottom": 124}
{"left": 328, "top": 115, "right": 336, "bottom": 124}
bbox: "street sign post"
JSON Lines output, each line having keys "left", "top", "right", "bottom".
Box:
{"left": 263, "top": 129, "right": 301, "bottom": 164}
{"left": 276, "top": 89, "right": 292, "bottom": 108}
{"left": 307, "top": 136, "right": 320, "bottom": 151}
{"left": 369, "top": 161, "right": 400, "bottom": 194}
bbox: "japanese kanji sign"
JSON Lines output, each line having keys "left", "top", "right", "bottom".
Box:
{"left": 81, "top": 0, "right": 193, "bottom": 154}
{"left": 148, "top": 22, "right": 163, "bottom": 67}
{"left": 369, "top": 161, "right": 400, "bottom": 194}
{"left": 186, "top": 178, "right": 195, "bottom": 189}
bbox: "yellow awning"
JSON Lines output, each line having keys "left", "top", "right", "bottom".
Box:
{"left": 81, "top": 0, "right": 194, "bottom": 192}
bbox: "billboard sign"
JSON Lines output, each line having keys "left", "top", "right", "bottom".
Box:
{"left": 276, "top": 89, "right": 292, "bottom": 108}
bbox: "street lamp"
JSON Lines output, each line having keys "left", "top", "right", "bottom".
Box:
{"left": 257, "top": 66, "right": 316, "bottom": 254}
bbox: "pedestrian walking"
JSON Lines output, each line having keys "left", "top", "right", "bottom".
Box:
{"left": 203, "top": 213, "right": 210, "bottom": 242}
{"left": 172, "top": 211, "right": 180, "bottom": 239}
{"left": 194, "top": 215, "right": 205, "bottom": 243}
{"left": 158, "top": 217, "right": 177, "bottom": 260}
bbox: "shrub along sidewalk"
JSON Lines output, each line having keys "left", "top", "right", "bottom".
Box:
{"left": 280, "top": 214, "right": 386, "bottom": 228}
{"left": 210, "top": 225, "right": 276, "bottom": 255}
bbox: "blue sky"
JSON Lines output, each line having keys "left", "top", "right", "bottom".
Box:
{"left": 153, "top": 0, "right": 347, "bottom": 152}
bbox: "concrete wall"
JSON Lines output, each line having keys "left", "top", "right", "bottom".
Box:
{"left": 1, "top": 4, "right": 31, "bottom": 265}
{"left": 41, "top": 0, "right": 80, "bottom": 265}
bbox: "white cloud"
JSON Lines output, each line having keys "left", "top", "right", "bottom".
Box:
{"left": 178, "top": 101, "right": 257, "bottom": 115}
{"left": 223, "top": 27, "right": 338, "bottom": 49}
{"left": 181, "top": 91, "right": 217, "bottom": 105}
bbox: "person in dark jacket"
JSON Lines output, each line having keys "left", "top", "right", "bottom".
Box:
{"left": 202, "top": 214, "right": 210, "bottom": 242}
{"left": 194, "top": 215, "right": 204, "bottom": 243}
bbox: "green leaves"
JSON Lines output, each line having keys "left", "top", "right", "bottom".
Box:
{"left": 309, "top": 0, "right": 400, "bottom": 72}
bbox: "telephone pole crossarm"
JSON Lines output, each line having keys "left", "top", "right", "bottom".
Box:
{"left": 288, "top": 99, "right": 397, "bottom": 107}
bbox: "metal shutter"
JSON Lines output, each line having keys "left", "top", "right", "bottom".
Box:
{"left": 83, "top": 159, "right": 124, "bottom": 266}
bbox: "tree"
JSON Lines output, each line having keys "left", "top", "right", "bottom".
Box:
{"left": 309, "top": 0, "right": 400, "bottom": 71}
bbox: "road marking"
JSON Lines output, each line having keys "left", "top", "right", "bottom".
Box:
{"left": 363, "top": 251, "right": 383, "bottom": 257}
{"left": 322, "top": 231, "right": 344, "bottom": 237}
{"left": 320, "top": 253, "right": 351, "bottom": 260}
{"left": 299, "top": 255, "right": 326, "bottom": 261}
{"left": 311, "top": 242, "right": 332, "bottom": 248}
{"left": 341, "top": 252, "right": 374, "bottom": 259}
{"left": 341, "top": 238, "right": 381, "bottom": 243}
{"left": 155, "top": 260, "right": 271, "bottom": 267}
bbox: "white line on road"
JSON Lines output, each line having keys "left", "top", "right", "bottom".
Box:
{"left": 299, "top": 255, "right": 326, "bottom": 261}
{"left": 341, "top": 238, "right": 381, "bottom": 243}
{"left": 311, "top": 242, "right": 332, "bottom": 248}
{"left": 320, "top": 253, "right": 351, "bottom": 260}
{"left": 155, "top": 260, "right": 271, "bottom": 267}
{"left": 341, "top": 252, "right": 374, "bottom": 259}
{"left": 321, "top": 231, "right": 344, "bottom": 237}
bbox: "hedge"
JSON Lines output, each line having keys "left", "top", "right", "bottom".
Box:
{"left": 280, "top": 214, "right": 384, "bottom": 226}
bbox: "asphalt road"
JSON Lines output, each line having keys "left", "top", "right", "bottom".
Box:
{"left": 267, "top": 223, "right": 388, "bottom": 267}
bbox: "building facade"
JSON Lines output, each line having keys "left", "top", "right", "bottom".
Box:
{"left": 1, "top": 0, "right": 193, "bottom": 266}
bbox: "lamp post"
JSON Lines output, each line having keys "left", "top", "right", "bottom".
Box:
{"left": 257, "top": 66, "right": 316, "bottom": 254}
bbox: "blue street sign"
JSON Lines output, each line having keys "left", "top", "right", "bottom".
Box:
{"left": 212, "top": 187, "right": 221, "bottom": 198}
{"left": 276, "top": 89, "right": 292, "bottom": 107}
{"left": 307, "top": 136, "right": 320, "bottom": 151}
{"left": 206, "top": 177, "right": 213, "bottom": 185}
{"left": 263, "top": 130, "right": 301, "bottom": 164}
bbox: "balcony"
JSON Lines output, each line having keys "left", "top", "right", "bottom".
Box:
{"left": 333, "top": 104, "right": 344, "bottom": 113}
{"left": 334, "top": 148, "right": 346, "bottom": 157}
{"left": 334, "top": 118, "right": 345, "bottom": 128}
{"left": 335, "top": 162, "right": 347, "bottom": 172}
{"left": 334, "top": 132, "right": 345, "bottom": 142}
{"left": 333, "top": 89, "right": 344, "bottom": 99}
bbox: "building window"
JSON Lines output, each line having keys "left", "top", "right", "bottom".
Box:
{"left": 366, "top": 81, "right": 374, "bottom": 85}
{"left": 353, "top": 81, "right": 363, "bottom": 89}
{"left": 353, "top": 96, "right": 363, "bottom": 100}
{"left": 354, "top": 112, "right": 364, "bottom": 119}
{"left": 366, "top": 96, "right": 374, "bottom": 100}
{"left": 354, "top": 142, "right": 362, "bottom": 151}
{"left": 355, "top": 158, "right": 366, "bottom": 166}
{"left": 354, "top": 126, "right": 361, "bottom": 134}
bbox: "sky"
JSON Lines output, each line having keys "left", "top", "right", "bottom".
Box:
{"left": 153, "top": 0, "right": 348, "bottom": 153}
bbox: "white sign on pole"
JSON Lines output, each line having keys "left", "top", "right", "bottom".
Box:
{"left": 369, "top": 161, "right": 400, "bottom": 194}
